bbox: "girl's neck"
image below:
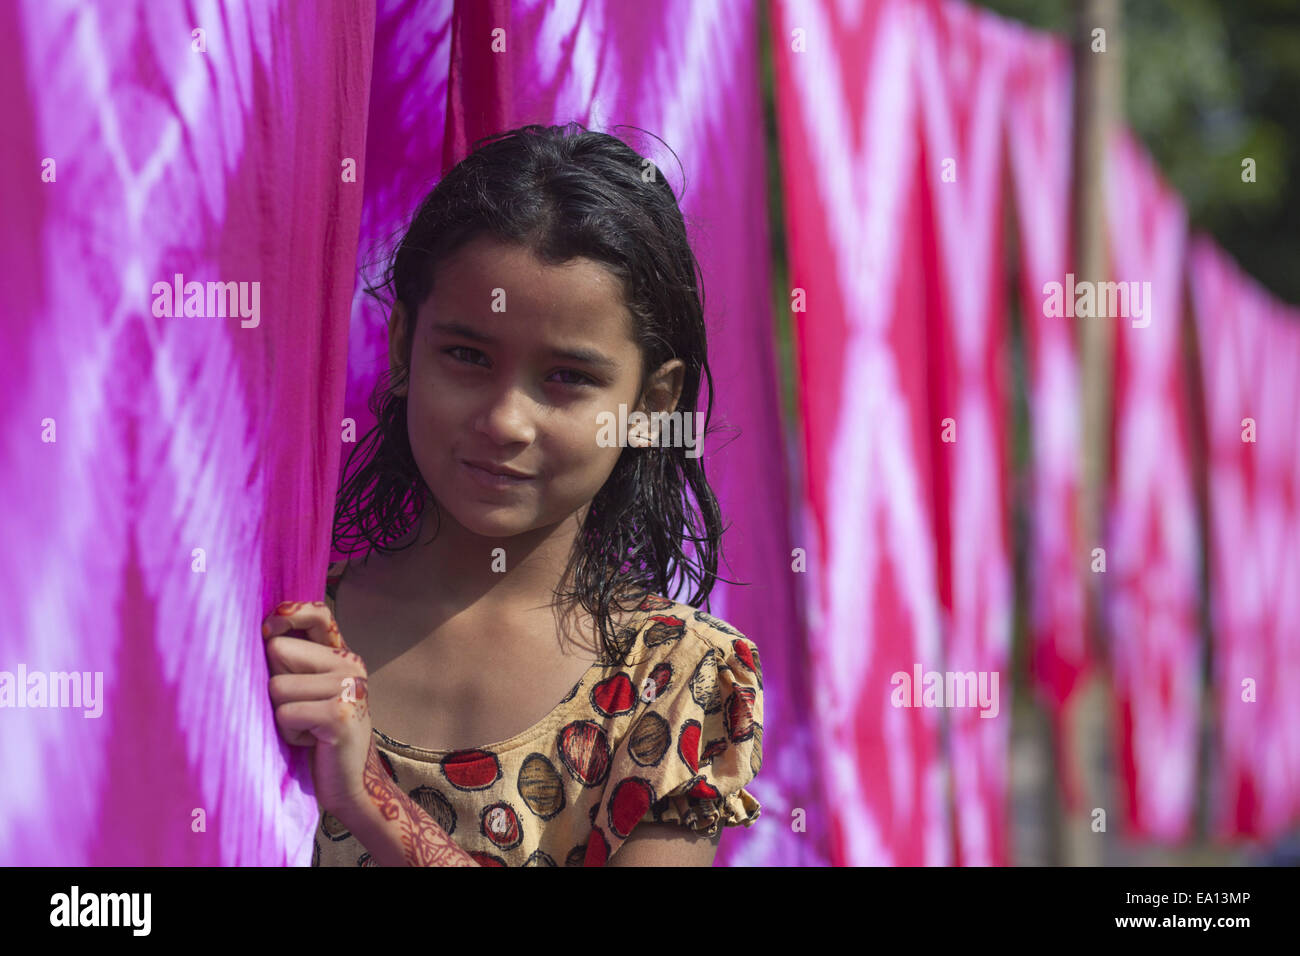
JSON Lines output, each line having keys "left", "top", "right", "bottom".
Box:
{"left": 375, "top": 508, "right": 585, "bottom": 620}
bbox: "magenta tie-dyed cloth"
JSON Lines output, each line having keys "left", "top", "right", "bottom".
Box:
{"left": 1104, "top": 128, "right": 1201, "bottom": 842}
{"left": 1004, "top": 27, "right": 1091, "bottom": 815}
{"left": 772, "top": 0, "right": 954, "bottom": 866}
{"left": 0, "top": 0, "right": 374, "bottom": 865}
{"left": 1189, "top": 237, "right": 1300, "bottom": 840}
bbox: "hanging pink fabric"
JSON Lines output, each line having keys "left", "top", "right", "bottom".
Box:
{"left": 1104, "top": 128, "right": 1201, "bottom": 842}
{"left": 340, "top": 0, "right": 812, "bottom": 867}
{"left": 334, "top": 0, "right": 453, "bottom": 527}
{"left": 0, "top": 1, "right": 374, "bottom": 864}
{"left": 1189, "top": 237, "right": 1300, "bottom": 840}
{"left": 772, "top": 0, "right": 950, "bottom": 865}
{"left": 915, "top": 0, "right": 1018, "bottom": 867}
{"left": 1004, "top": 27, "right": 1090, "bottom": 811}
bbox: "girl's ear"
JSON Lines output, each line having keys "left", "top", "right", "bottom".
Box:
{"left": 388, "top": 301, "right": 411, "bottom": 397}
{"left": 638, "top": 358, "right": 686, "bottom": 417}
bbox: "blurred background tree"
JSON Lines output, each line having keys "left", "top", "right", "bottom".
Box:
{"left": 978, "top": 0, "right": 1299, "bottom": 306}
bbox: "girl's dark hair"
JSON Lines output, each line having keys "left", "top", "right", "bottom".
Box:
{"left": 332, "top": 122, "right": 734, "bottom": 668}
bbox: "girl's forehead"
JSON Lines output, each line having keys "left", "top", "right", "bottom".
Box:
{"left": 438, "top": 239, "right": 626, "bottom": 303}
{"left": 427, "top": 243, "right": 637, "bottom": 346}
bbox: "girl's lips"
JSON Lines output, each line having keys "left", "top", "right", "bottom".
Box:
{"left": 460, "top": 460, "right": 534, "bottom": 489}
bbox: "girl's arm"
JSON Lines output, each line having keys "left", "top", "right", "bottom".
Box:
{"left": 334, "top": 740, "right": 480, "bottom": 867}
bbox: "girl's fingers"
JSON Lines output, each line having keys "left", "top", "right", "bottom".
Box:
{"left": 273, "top": 697, "right": 366, "bottom": 746}
{"left": 268, "top": 672, "right": 367, "bottom": 707}
{"left": 262, "top": 601, "right": 345, "bottom": 649}
{"left": 265, "top": 634, "right": 365, "bottom": 678}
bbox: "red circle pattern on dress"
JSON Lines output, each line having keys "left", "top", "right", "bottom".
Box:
{"left": 648, "top": 661, "right": 673, "bottom": 699}
{"left": 480, "top": 802, "right": 523, "bottom": 849}
{"left": 582, "top": 826, "right": 610, "bottom": 866}
{"left": 557, "top": 720, "right": 611, "bottom": 787}
{"left": 591, "top": 673, "right": 637, "bottom": 717}
{"left": 687, "top": 776, "right": 721, "bottom": 801}
{"left": 607, "top": 777, "right": 655, "bottom": 838}
{"left": 677, "top": 719, "right": 702, "bottom": 773}
{"left": 441, "top": 749, "right": 503, "bottom": 791}
{"left": 731, "top": 638, "right": 763, "bottom": 688}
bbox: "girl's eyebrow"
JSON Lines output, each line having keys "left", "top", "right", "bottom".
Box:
{"left": 431, "top": 320, "right": 618, "bottom": 371}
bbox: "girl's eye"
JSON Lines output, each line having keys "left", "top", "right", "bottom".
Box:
{"left": 551, "top": 369, "right": 597, "bottom": 388}
{"left": 443, "top": 347, "right": 595, "bottom": 387}
{"left": 444, "top": 345, "right": 487, "bottom": 366}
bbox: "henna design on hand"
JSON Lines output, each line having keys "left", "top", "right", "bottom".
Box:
{"left": 330, "top": 646, "right": 363, "bottom": 664}
{"left": 266, "top": 600, "right": 348, "bottom": 650}
{"left": 273, "top": 600, "right": 327, "bottom": 615}
{"left": 360, "top": 741, "right": 478, "bottom": 867}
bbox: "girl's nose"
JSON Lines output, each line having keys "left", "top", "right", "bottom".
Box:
{"left": 474, "top": 385, "right": 537, "bottom": 445}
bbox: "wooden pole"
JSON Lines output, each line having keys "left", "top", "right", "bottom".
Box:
{"left": 1065, "top": 0, "right": 1120, "bottom": 868}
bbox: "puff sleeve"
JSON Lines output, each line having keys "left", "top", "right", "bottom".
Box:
{"left": 582, "top": 626, "right": 764, "bottom": 865}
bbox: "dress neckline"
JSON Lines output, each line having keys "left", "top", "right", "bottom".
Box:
{"left": 323, "top": 557, "right": 657, "bottom": 762}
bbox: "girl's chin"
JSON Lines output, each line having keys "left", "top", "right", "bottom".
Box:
{"left": 442, "top": 502, "right": 540, "bottom": 538}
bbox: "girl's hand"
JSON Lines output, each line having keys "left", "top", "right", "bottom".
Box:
{"left": 262, "top": 600, "right": 372, "bottom": 818}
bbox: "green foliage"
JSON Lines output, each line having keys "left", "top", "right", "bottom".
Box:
{"left": 978, "top": 0, "right": 1300, "bottom": 305}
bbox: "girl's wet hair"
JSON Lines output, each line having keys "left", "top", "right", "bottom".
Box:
{"left": 332, "top": 122, "right": 733, "bottom": 667}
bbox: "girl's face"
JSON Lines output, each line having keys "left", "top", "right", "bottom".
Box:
{"left": 390, "top": 235, "right": 683, "bottom": 540}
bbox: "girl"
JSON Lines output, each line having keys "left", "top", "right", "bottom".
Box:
{"left": 262, "top": 123, "right": 764, "bottom": 867}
